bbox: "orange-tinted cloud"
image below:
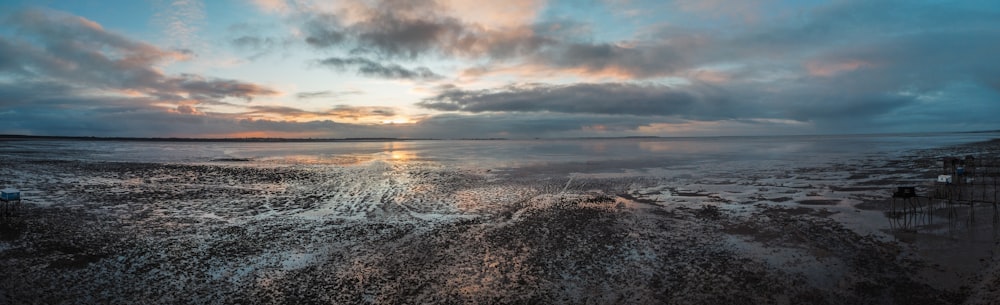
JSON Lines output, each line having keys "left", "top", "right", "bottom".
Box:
{"left": 805, "top": 60, "right": 869, "bottom": 77}
{"left": 241, "top": 105, "right": 397, "bottom": 122}
{"left": 443, "top": 0, "right": 545, "bottom": 29}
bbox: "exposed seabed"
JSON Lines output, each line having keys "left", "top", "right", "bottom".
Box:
{"left": 1, "top": 139, "right": 999, "bottom": 304}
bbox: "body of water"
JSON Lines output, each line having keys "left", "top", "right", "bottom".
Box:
{"left": 2, "top": 132, "right": 997, "bottom": 172}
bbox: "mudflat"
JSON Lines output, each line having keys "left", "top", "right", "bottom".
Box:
{"left": 0, "top": 138, "right": 998, "bottom": 304}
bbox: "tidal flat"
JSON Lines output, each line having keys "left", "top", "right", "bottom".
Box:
{"left": 1, "top": 135, "right": 999, "bottom": 304}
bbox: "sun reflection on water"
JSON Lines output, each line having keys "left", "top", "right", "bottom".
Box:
{"left": 382, "top": 142, "right": 418, "bottom": 162}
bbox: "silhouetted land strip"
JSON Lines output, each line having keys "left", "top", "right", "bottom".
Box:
{"left": 0, "top": 134, "right": 430, "bottom": 143}
{"left": 3, "top": 130, "right": 999, "bottom": 143}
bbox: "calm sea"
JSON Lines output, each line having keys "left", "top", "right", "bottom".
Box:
{"left": 2, "top": 132, "right": 998, "bottom": 173}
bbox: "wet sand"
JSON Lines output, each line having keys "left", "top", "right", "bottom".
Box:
{"left": 0, "top": 139, "right": 999, "bottom": 304}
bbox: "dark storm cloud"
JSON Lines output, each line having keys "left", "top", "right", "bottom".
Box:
{"left": 0, "top": 95, "right": 625, "bottom": 138}
{"left": 283, "top": 2, "right": 723, "bottom": 81}
{"left": 0, "top": 93, "right": 198, "bottom": 137}
{"left": 300, "top": 5, "right": 453, "bottom": 57}
{"left": 270, "top": 1, "right": 687, "bottom": 80}
{"left": 0, "top": 8, "right": 297, "bottom": 137}
{"left": 0, "top": 86, "right": 383, "bottom": 137}
{"left": 0, "top": 8, "right": 277, "bottom": 102}
{"left": 410, "top": 112, "right": 662, "bottom": 137}
{"left": 171, "top": 74, "right": 278, "bottom": 101}
{"left": 0, "top": 7, "right": 418, "bottom": 139}
{"left": 349, "top": 14, "right": 463, "bottom": 60}
{"left": 655, "top": 1, "right": 1000, "bottom": 131}
{"left": 316, "top": 57, "right": 442, "bottom": 80}
{"left": 279, "top": 0, "right": 1000, "bottom": 93}
{"left": 297, "top": 0, "right": 552, "bottom": 60}
{"left": 7, "top": 1, "right": 1000, "bottom": 138}
{"left": 0, "top": 81, "right": 77, "bottom": 108}
{"left": 0, "top": 77, "right": 657, "bottom": 138}
{"left": 720, "top": 0, "right": 1000, "bottom": 92}
{"left": 303, "top": 13, "right": 348, "bottom": 48}
{"left": 419, "top": 82, "right": 735, "bottom": 119}
{"left": 292, "top": 1, "right": 684, "bottom": 77}
{"left": 300, "top": 1, "right": 481, "bottom": 59}
{"left": 531, "top": 41, "right": 692, "bottom": 78}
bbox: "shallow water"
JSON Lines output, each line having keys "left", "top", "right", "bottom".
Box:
{"left": 3, "top": 132, "right": 997, "bottom": 171}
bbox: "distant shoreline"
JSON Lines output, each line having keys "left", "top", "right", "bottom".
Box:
{"left": 0, "top": 134, "right": 436, "bottom": 143}
{"left": 1, "top": 129, "right": 998, "bottom": 143}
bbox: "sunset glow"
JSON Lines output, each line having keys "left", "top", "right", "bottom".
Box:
{"left": 0, "top": 0, "right": 998, "bottom": 138}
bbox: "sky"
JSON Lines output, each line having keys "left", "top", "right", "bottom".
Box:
{"left": 0, "top": 0, "right": 998, "bottom": 139}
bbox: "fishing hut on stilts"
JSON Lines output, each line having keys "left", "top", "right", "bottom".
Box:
{"left": 889, "top": 155, "right": 1000, "bottom": 229}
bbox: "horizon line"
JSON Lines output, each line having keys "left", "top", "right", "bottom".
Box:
{"left": 2, "top": 129, "right": 999, "bottom": 143}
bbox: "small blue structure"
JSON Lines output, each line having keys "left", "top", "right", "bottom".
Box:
{"left": 1, "top": 188, "right": 21, "bottom": 216}
{"left": 1, "top": 188, "right": 19, "bottom": 201}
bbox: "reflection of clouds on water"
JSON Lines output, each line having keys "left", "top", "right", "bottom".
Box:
{"left": 637, "top": 138, "right": 813, "bottom": 158}
{"left": 638, "top": 140, "right": 718, "bottom": 154}
{"left": 580, "top": 141, "right": 609, "bottom": 153}
{"left": 3, "top": 132, "right": 998, "bottom": 169}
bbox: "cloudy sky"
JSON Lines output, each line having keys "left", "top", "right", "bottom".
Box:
{"left": 0, "top": 0, "right": 998, "bottom": 138}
